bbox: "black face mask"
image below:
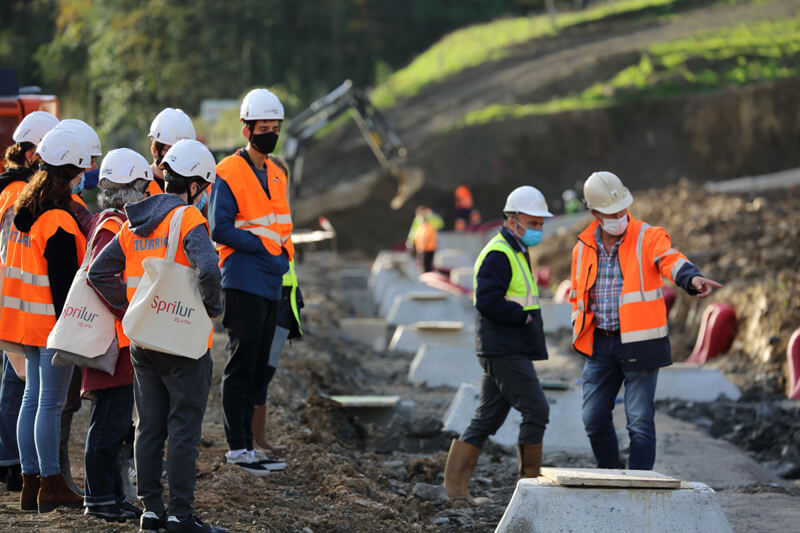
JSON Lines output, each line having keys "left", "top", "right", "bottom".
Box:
{"left": 250, "top": 131, "right": 279, "bottom": 154}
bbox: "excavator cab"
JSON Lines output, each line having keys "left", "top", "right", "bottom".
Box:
{"left": 281, "top": 80, "right": 423, "bottom": 209}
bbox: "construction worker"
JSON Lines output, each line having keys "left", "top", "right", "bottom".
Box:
{"left": 414, "top": 207, "right": 440, "bottom": 272}
{"left": 210, "top": 88, "right": 293, "bottom": 476}
{"left": 562, "top": 189, "right": 581, "bottom": 214}
{"left": 88, "top": 139, "right": 225, "bottom": 533}
{"left": 0, "top": 110, "right": 59, "bottom": 494}
{"left": 405, "top": 205, "right": 443, "bottom": 254}
{"left": 570, "top": 171, "right": 721, "bottom": 470}
{"left": 0, "top": 127, "right": 90, "bottom": 513}
{"left": 444, "top": 186, "right": 551, "bottom": 504}
{"left": 147, "top": 108, "right": 197, "bottom": 196}
{"left": 454, "top": 185, "right": 481, "bottom": 231}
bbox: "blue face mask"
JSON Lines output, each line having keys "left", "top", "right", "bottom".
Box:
{"left": 71, "top": 174, "right": 85, "bottom": 195}
{"left": 194, "top": 191, "right": 207, "bottom": 210}
{"left": 521, "top": 228, "right": 543, "bottom": 247}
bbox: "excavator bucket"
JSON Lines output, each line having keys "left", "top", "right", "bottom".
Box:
{"left": 389, "top": 165, "right": 424, "bottom": 210}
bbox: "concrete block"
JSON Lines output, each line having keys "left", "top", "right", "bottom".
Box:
{"left": 449, "top": 266, "right": 474, "bottom": 292}
{"left": 408, "top": 344, "right": 481, "bottom": 387}
{"left": 540, "top": 299, "right": 572, "bottom": 333}
{"left": 496, "top": 477, "right": 732, "bottom": 533}
{"left": 385, "top": 292, "right": 474, "bottom": 326}
{"left": 442, "top": 382, "right": 596, "bottom": 455}
{"left": 376, "top": 279, "right": 429, "bottom": 317}
{"left": 653, "top": 363, "right": 741, "bottom": 401}
{"left": 388, "top": 323, "right": 474, "bottom": 353}
{"left": 331, "top": 395, "right": 414, "bottom": 426}
{"left": 339, "top": 318, "right": 388, "bottom": 351}
{"left": 433, "top": 248, "right": 474, "bottom": 272}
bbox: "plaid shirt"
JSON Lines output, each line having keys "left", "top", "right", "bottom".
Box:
{"left": 589, "top": 225, "right": 623, "bottom": 331}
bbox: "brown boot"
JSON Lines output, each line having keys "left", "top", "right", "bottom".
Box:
{"left": 442, "top": 439, "right": 490, "bottom": 506}
{"left": 20, "top": 473, "right": 40, "bottom": 511}
{"left": 37, "top": 473, "right": 83, "bottom": 513}
{"left": 516, "top": 442, "right": 543, "bottom": 478}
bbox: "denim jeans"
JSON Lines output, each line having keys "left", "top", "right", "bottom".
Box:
{"left": 17, "top": 346, "right": 74, "bottom": 476}
{"left": 84, "top": 385, "right": 134, "bottom": 506}
{"left": 0, "top": 353, "right": 25, "bottom": 466}
{"left": 581, "top": 334, "right": 658, "bottom": 470}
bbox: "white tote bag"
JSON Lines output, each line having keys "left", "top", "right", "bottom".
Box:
{"left": 47, "top": 216, "right": 124, "bottom": 372}
{"left": 122, "top": 206, "right": 212, "bottom": 359}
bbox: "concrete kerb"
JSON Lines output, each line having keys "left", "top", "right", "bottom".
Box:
{"left": 653, "top": 363, "right": 741, "bottom": 401}
{"left": 339, "top": 318, "right": 389, "bottom": 351}
{"left": 408, "top": 344, "right": 481, "bottom": 387}
{"left": 377, "top": 279, "right": 430, "bottom": 317}
{"left": 449, "top": 266, "right": 474, "bottom": 292}
{"left": 495, "top": 477, "right": 733, "bottom": 533}
{"left": 388, "top": 322, "right": 474, "bottom": 353}
{"left": 385, "top": 291, "right": 474, "bottom": 326}
{"left": 433, "top": 248, "right": 474, "bottom": 272}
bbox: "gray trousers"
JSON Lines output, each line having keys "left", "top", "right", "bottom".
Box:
{"left": 130, "top": 345, "right": 212, "bottom": 518}
{"left": 460, "top": 355, "right": 549, "bottom": 447}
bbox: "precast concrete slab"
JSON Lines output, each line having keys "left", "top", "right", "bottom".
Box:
{"left": 433, "top": 248, "right": 474, "bottom": 272}
{"left": 330, "top": 395, "right": 414, "bottom": 426}
{"left": 377, "top": 280, "right": 431, "bottom": 317}
{"left": 408, "top": 344, "right": 481, "bottom": 387}
{"left": 449, "top": 266, "right": 474, "bottom": 292}
{"left": 540, "top": 299, "right": 572, "bottom": 333}
{"left": 388, "top": 323, "right": 474, "bottom": 353}
{"left": 385, "top": 292, "right": 474, "bottom": 326}
{"left": 652, "top": 363, "right": 741, "bottom": 401}
{"left": 442, "top": 382, "right": 597, "bottom": 455}
{"left": 339, "top": 318, "right": 388, "bottom": 351}
{"left": 495, "top": 475, "right": 732, "bottom": 533}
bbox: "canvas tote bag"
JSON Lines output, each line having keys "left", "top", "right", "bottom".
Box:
{"left": 122, "top": 206, "right": 212, "bottom": 359}
{"left": 48, "top": 216, "right": 124, "bottom": 374}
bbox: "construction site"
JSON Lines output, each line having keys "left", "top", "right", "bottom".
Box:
{"left": 1, "top": 0, "right": 799, "bottom": 531}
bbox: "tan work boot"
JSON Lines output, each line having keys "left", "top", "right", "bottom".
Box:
{"left": 37, "top": 473, "right": 83, "bottom": 513}
{"left": 20, "top": 473, "right": 40, "bottom": 511}
{"left": 442, "top": 439, "right": 490, "bottom": 506}
{"left": 516, "top": 442, "right": 543, "bottom": 478}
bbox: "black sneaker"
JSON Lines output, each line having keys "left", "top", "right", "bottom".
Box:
{"left": 223, "top": 451, "right": 270, "bottom": 476}
{"left": 139, "top": 510, "right": 167, "bottom": 532}
{"left": 84, "top": 503, "right": 132, "bottom": 523}
{"left": 166, "top": 514, "right": 229, "bottom": 533}
{"left": 252, "top": 449, "right": 287, "bottom": 471}
{"left": 119, "top": 499, "right": 144, "bottom": 518}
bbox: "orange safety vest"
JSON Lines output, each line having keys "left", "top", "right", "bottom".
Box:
{"left": 147, "top": 180, "right": 163, "bottom": 197}
{"left": 72, "top": 193, "right": 88, "bottom": 209}
{"left": 569, "top": 216, "right": 691, "bottom": 356}
{"left": 215, "top": 153, "right": 293, "bottom": 266}
{"left": 0, "top": 209, "right": 86, "bottom": 346}
{"left": 116, "top": 204, "right": 212, "bottom": 349}
{"left": 0, "top": 181, "right": 27, "bottom": 261}
{"left": 94, "top": 215, "right": 129, "bottom": 348}
{"left": 414, "top": 221, "right": 437, "bottom": 253}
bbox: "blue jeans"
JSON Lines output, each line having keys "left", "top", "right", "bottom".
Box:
{"left": 0, "top": 353, "right": 25, "bottom": 466}
{"left": 581, "top": 334, "right": 658, "bottom": 470}
{"left": 17, "top": 346, "right": 74, "bottom": 476}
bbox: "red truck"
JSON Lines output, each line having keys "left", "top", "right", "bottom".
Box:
{"left": 0, "top": 67, "right": 59, "bottom": 160}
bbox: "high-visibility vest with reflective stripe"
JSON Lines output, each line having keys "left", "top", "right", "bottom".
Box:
{"left": 0, "top": 180, "right": 27, "bottom": 263}
{"left": 94, "top": 212, "right": 129, "bottom": 348}
{"left": 473, "top": 232, "right": 540, "bottom": 310}
{"left": 282, "top": 259, "right": 302, "bottom": 336}
{"left": 0, "top": 209, "right": 86, "bottom": 346}
{"left": 147, "top": 180, "right": 163, "bottom": 197}
{"left": 569, "top": 216, "right": 691, "bottom": 356}
{"left": 72, "top": 193, "right": 87, "bottom": 209}
{"left": 117, "top": 204, "right": 213, "bottom": 349}
{"left": 215, "top": 154, "right": 294, "bottom": 266}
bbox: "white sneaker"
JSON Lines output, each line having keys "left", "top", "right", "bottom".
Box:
{"left": 223, "top": 451, "right": 270, "bottom": 476}
{"left": 251, "top": 449, "right": 287, "bottom": 471}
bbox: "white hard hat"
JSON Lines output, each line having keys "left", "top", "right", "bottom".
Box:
{"left": 12, "top": 111, "right": 60, "bottom": 146}
{"left": 240, "top": 88, "right": 284, "bottom": 121}
{"left": 36, "top": 128, "right": 91, "bottom": 169}
{"left": 55, "top": 118, "right": 102, "bottom": 156}
{"left": 99, "top": 148, "right": 153, "bottom": 185}
{"left": 149, "top": 107, "right": 196, "bottom": 145}
{"left": 583, "top": 171, "right": 633, "bottom": 214}
{"left": 503, "top": 186, "right": 553, "bottom": 218}
{"left": 162, "top": 139, "right": 216, "bottom": 183}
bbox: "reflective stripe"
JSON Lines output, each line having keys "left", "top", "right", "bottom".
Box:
{"left": 577, "top": 300, "right": 585, "bottom": 311}
{"left": 654, "top": 248, "right": 678, "bottom": 266}
{"left": 621, "top": 325, "right": 669, "bottom": 343}
{"left": 497, "top": 240, "right": 538, "bottom": 308}
{"left": 127, "top": 276, "right": 141, "bottom": 288}
{"left": 2, "top": 296, "right": 55, "bottom": 316}
{"left": 619, "top": 287, "right": 664, "bottom": 305}
{"left": 505, "top": 295, "right": 540, "bottom": 308}
{"left": 276, "top": 214, "right": 292, "bottom": 224}
{"left": 234, "top": 213, "right": 293, "bottom": 229}
{"left": 242, "top": 226, "right": 282, "bottom": 245}
{"left": 671, "top": 257, "right": 688, "bottom": 281}
{"left": 4, "top": 267, "right": 50, "bottom": 287}
{"left": 282, "top": 234, "right": 291, "bottom": 244}
{"left": 571, "top": 309, "right": 579, "bottom": 322}
{"left": 635, "top": 223, "right": 651, "bottom": 304}
{"left": 569, "top": 289, "right": 577, "bottom": 299}
{"left": 575, "top": 242, "right": 584, "bottom": 283}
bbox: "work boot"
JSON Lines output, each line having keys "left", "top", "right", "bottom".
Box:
{"left": 6, "top": 463, "right": 23, "bottom": 491}
{"left": 442, "top": 439, "right": 490, "bottom": 506}
{"left": 60, "top": 442, "right": 84, "bottom": 496}
{"left": 20, "top": 473, "right": 40, "bottom": 511}
{"left": 37, "top": 473, "right": 83, "bottom": 513}
{"left": 516, "top": 442, "right": 543, "bottom": 478}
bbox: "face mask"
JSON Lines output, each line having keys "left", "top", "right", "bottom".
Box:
{"left": 251, "top": 131, "right": 279, "bottom": 154}
{"left": 195, "top": 190, "right": 207, "bottom": 210}
{"left": 601, "top": 215, "right": 628, "bottom": 236}
{"left": 71, "top": 174, "right": 85, "bottom": 195}
{"left": 513, "top": 218, "right": 543, "bottom": 247}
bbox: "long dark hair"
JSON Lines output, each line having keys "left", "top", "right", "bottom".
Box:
{"left": 3, "top": 142, "right": 34, "bottom": 169}
{"left": 15, "top": 164, "right": 79, "bottom": 219}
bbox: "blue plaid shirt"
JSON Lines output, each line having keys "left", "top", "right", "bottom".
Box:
{"left": 589, "top": 225, "right": 623, "bottom": 331}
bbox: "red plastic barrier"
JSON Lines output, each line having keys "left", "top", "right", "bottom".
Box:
{"left": 534, "top": 266, "right": 552, "bottom": 289}
{"left": 788, "top": 327, "right": 800, "bottom": 400}
{"left": 419, "top": 272, "right": 471, "bottom": 297}
{"left": 553, "top": 279, "right": 571, "bottom": 304}
{"left": 687, "top": 303, "right": 737, "bottom": 364}
{"left": 663, "top": 286, "right": 677, "bottom": 316}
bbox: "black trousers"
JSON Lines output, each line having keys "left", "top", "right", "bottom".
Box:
{"left": 220, "top": 289, "right": 279, "bottom": 450}
{"left": 460, "top": 355, "right": 550, "bottom": 446}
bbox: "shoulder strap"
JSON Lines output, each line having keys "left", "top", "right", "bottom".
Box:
{"left": 165, "top": 206, "right": 189, "bottom": 262}
{"left": 80, "top": 213, "right": 124, "bottom": 270}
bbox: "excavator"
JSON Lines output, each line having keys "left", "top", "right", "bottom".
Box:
{"left": 281, "top": 79, "right": 423, "bottom": 210}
